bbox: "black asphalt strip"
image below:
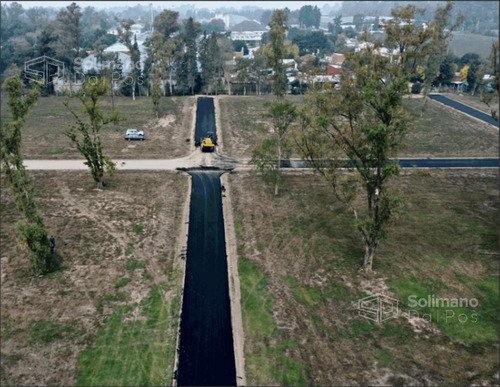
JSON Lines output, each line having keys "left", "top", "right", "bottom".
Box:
{"left": 177, "top": 172, "right": 236, "bottom": 386}
{"left": 177, "top": 95, "right": 236, "bottom": 386}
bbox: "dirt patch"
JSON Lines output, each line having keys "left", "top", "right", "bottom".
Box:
{"left": 158, "top": 114, "right": 176, "bottom": 128}
{"left": 220, "top": 173, "right": 246, "bottom": 386}
{"left": 0, "top": 170, "right": 188, "bottom": 386}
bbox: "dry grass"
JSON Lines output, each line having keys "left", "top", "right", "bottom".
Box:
{"left": 402, "top": 97, "right": 498, "bottom": 157}
{"left": 0, "top": 95, "right": 195, "bottom": 160}
{"left": 230, "top": 169, "right": 498, "bottom": 385}
{"left": 218, "top": 95, "right": 304, "bottom": 159}
{"left": 0, "top": 171, "right": 188, "bottom": 386}
{"left": 218, "top": 95, "right": 498, "bottom": 159}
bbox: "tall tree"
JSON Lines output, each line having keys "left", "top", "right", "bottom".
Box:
{"left": 35, "top": 23, "right": 57, "bottom": 58}
{"left": 353, "top": 14, "right": 365, "bottom": 32}
{"left": 55, "top": 2, "right": 82, "bottom": 71}
{"left": 435, "top": 53, "right": 457, "bottom": 85}
{"left": 145, "top": 10, "right": 180, "bottom": 96}
{"left": 0, "top": 73, "right": 52, "bottom": 274}
{"left": 153, "top": 9, "right": 180, "bottom": 39}
{"left": 235, "top": 57, "right": 252, "bottom": 95}
{"left": 152, "top": 75, "right": 162, "bottom": 118}
{"left": 200, "top": 32, "right": 223, "bottom": 95}
{"left": 298, "top": 5, "right": 321, "bottom": 29}
{"left": 175, "top": 17, "right": 201, "bottom": 95}
{"left": 251, "top": 100, "right": 297, "bottom": 196}
{"left": 422, "top": 1, "right": 464, "bottom": 99}
{"left": 267, "top": 9, "right": 290, "bottom": 98}
{"left": 295, "top": 47, "right": 414, "bottom": 271}
{"left": 117, "top": 20, "right": 142, "bottom": 100}
{"left": 383, "top": 5, "right": 434, "bottom": 79}
{"left": 467, "top": 59, "right": 481, "bottom": 95}
{"left": 480, "top": 42, "right": 499, "bottom": 120}
{"left": 251, "top": 50, "right": 268, "bottom": 95}
{"left": 328, "top": 15, "right": 343, "bottom": 39}
{"left": 64, "top": 79, "right": 120, "bottom": 189}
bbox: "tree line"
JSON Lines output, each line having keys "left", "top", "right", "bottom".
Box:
{"left": 249, "top": 2, "right": 497, "bottom": 272}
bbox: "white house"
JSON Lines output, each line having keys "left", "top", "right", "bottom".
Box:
{"left": 80, "top": 40, "right": 148, "bottom": 75}
{"left": 230, "top": 20, "right": 268, "bottom": 43}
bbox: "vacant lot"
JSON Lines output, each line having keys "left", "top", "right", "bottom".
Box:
{"left": 449, "top": 32, "right": 498, "bottom": 58}
{"left": 218, "top": 95, "right": 304, "bottom": 159}
{"left": 229, "top": 169, "right": 498, "bottom": 385}
{"left": 0, "top": 171, "right": 188, "bottom": 386}
{"left": 403, "top": 97, "right": 498, "bottom": 157}
{"left": 0, "top": 95, "right": 195, "bottom": 160}
{"left": 219, "top": 95, "right": 498, "bottom": 159}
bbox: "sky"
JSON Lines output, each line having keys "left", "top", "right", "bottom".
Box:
{"left": 4, "top": 0, "right": 343, "bottom": 11}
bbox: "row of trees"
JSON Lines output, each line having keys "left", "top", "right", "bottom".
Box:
{"left": 1, "top": 2, "right": 117, "bottom": 74}
{"left": 251, "top": 2, "right": 468, "bottom": 271}
{"left": 1, "top": 73, "right": 121, "bottom": 274}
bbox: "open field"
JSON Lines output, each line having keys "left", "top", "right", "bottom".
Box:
{"left": 449, "top": 33, "right": 498, "bottom": 58}
{"left": 0, "top": 171, "right": 188, "bottom": 386}
{"left": 402, "top": 97, "right": 498, "bottom": 157}
{"left": 218, "top": 95, "right": 304, "bottom": 160}
{"left": 229, "top": 169, "right": 498, "bottom": 385}
{"left": 219, "top": 95, "right": 498, "bottom": 159}
{"left": 0, "top": 95, "right": 195, "bottom": 160}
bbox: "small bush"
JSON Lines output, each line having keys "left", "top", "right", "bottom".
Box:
{"left": 114, "top": 278, "right": 131, "bottom": 288}
{"left": 132, "top": 224, "right": 144, "bottom": 233}
{"left": 125, "top": 260, "right": 147, "bottom": 270}
{"left": 411, "top": 82, "right": 423, "bottom": 94}
{"left": 30, "top": 321, "right": 73, "bottom": 344}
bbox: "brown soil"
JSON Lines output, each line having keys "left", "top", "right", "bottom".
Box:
{"left": 0, "top": 171, "right": 188, "bottom": 386}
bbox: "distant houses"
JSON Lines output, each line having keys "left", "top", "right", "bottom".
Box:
{"left": 80, "top": 34, "right": 149, "bottom": 75}
{"left": 230, "top": 20, "right": 268, "bottom": 43}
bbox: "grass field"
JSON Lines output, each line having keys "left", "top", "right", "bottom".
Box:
{"left": 218, "top": 95, "right": 304, "bottom": 160}
{"left": 0, "top": 171, "right": 188, "bottom": 386}
{"left": 219, "top": 95, "right": 498, "bottom": 159}
{"left": 0, "top": 95, "right": 195, "bottom": 160}
{"left": 229, "top": 169, "right": 498, "bottom": 385}
{"left": 449, "top": 32, "right": 498, "bottom": 58}
{"left": 403, "top": 97, "right": 498, "bottom": 157}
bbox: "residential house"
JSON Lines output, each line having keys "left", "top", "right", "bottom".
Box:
{"left": 330, "top": 53, "right": 345, "bottom": 66}
{"left": 327, "top": 64, "right": 341, "bottom": 76}
{"left": 230, "top": 20, "right": 268, "bottom": 44}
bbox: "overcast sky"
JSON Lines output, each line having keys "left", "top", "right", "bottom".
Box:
{"left": 5, "top": 0, "right": 342, "bottom": 11}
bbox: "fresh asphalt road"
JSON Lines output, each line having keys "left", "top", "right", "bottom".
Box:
{"left": 282, "top": 158, "right": 499, "bottom": 169}
{"left": 195, "top": 97, "right": 218, "bottom": 143}
{"left": 177, "top": 97, "right": 236, "bottom": 386}
{"left": 177, "top": 171, "right": 236, "bottom": 387}
{"left": 429, "top": 94, "right": 499, "bottom": 127}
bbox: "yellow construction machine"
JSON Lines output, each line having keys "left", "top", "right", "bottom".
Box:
{"left": 197, "top": 132, "right": 216, "bottom": 152}
{"left": 200, "top": 137, "right": 215, "bottom": 152}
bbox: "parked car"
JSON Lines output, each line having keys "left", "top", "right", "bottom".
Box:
{"left": 125, "top": 128, "right": 145, "bottom": 141}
